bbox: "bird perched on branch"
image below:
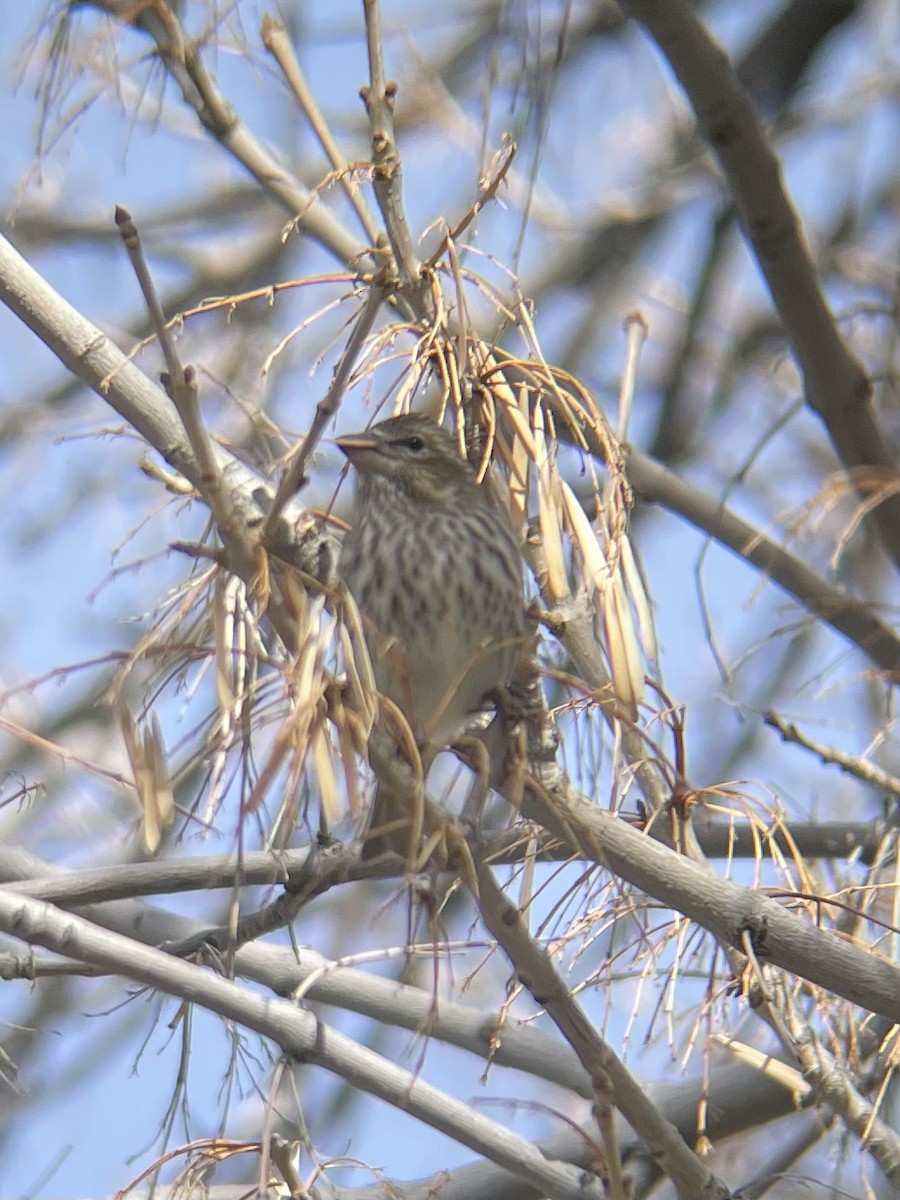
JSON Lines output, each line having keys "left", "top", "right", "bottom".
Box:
{"left": 337, "top": 413, "right": 524, "bottom": 860}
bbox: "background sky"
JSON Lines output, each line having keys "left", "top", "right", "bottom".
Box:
{"left": 1, "top": 2, "right": 898, "bottom": 1197}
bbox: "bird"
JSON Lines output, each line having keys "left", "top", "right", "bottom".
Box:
{"left": 336, "top": 412, "right": 525, "bottom": 860}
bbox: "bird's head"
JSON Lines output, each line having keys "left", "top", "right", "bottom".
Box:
{"left": 336, "top": 414, "right": 476, "bottom": 505}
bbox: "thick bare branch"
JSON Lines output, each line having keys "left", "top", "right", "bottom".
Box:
{"left": 0, "top": 888, "right": 608, "bottom": 1200}
{"left": 620, "top": 0, "right": 900, "bottom": 569}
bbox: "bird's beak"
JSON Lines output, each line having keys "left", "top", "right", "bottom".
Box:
{"left": 335, "top": 432, "right": 382, "bottom": 470}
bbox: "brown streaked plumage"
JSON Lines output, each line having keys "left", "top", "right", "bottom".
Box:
{"left": 337, "top": 413, "right": 524, "bottom": 859}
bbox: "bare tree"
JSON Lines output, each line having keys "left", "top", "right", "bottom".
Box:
{"left": 1, "top": 2, "right": 899, "bottom": 1198}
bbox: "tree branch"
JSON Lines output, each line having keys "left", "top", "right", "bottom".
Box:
{"left": 0, "top": 888, "right": 608, "bottom": 1200}
{"left": 620, "top": 0, "right": 900, "bottom": 569}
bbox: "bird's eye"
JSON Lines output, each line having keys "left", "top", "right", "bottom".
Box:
{"left": 400, "top": 435, "right": 425, "bottom": 451}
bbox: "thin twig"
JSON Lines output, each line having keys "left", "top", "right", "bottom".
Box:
{"left": 462, "top": 845, "right": 731, "bottom": 1200}
{"left": 773, "top": 973, "right": 900, "bottom": 1187}
{"left": 260, "top": 281, "right": 387, "bottom": 542}
{"left": 619, "top": 444, "right": 900, "bottom": 676}
{"left": 0, "top": 888, "right": 610, "bottom": 1200}
{"left": 261, "top": 15, "right": 381, "bottom": 247}
{"left": 115, "top": 206, "right": 231, "bottom": 536}
{"left": 765, "top": 711, "right": 900, "bottom": 800}
{"left": 515, "top": 759, "right": 900, "bottom": 1024}
{"left": 360, "top": 0, "right": 428, "bottom": 308}
{"left": 423, "top": 135, "right": 517, "bottom": 271}
{"left": 107, "top": 0, "right": 371, "bottom": 269}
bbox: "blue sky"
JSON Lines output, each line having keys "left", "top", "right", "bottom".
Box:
{"left": 1, "top": 2, "right": 898, "bottom": 1196}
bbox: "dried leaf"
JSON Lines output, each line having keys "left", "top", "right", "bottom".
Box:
{"left": 310, "top": 723, "right": 341, "bottom": 822}
{"left": 561, "top": 481, "right": 643, "bottom": 713}
{"left": 533, "top": 405, "right": 569, "bottom": 602}
{"left": 620, "top": 535, "right": 658, "bottom": 663}
{"left": 561, "top": 479, "right": 608, "bottom": 582}
{"left": 213, "top": 573, "right": 236, "bottom": 712}
{"left": 120, "top": 705, "right": 174, "bottom": 854}
{"left": 601, "top": 574, "right": 644, "bottom": 716}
